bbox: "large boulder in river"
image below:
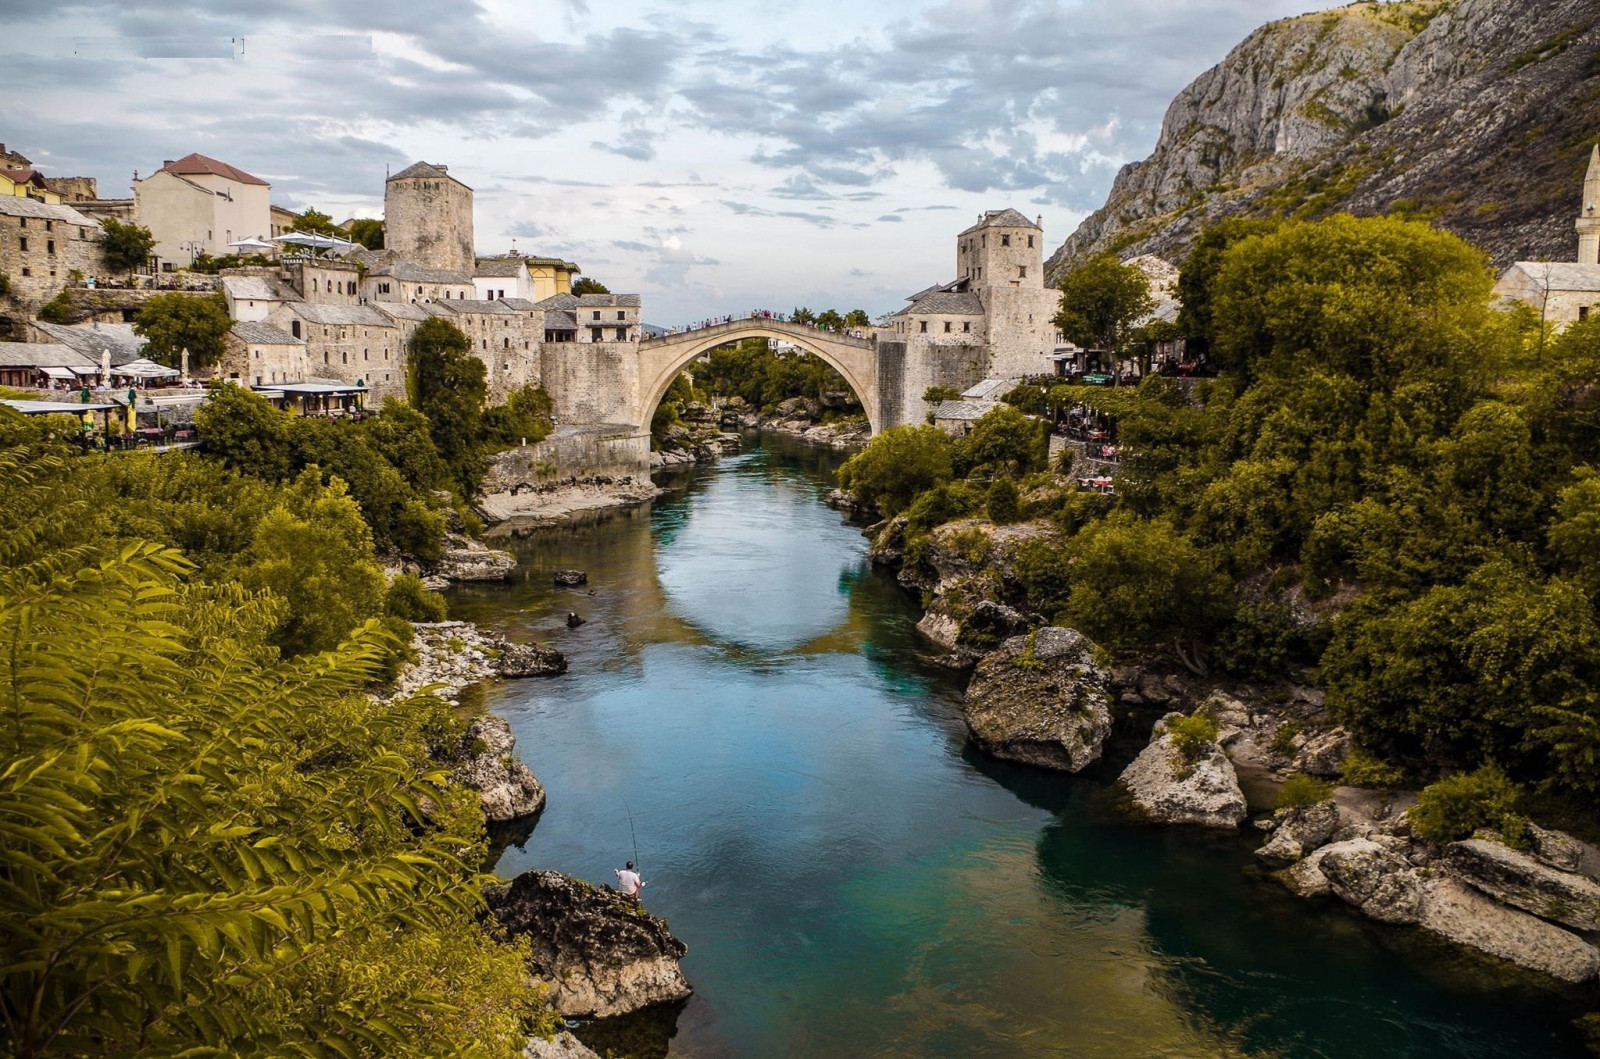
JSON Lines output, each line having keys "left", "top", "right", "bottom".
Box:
{"left": 1119, "top": 713, "right": 1247, "bottom": 828}
{"left": 524, "top": 1033, "right": 600, "bottom": 1059}
{"left": 962, "top": 628, "right": 1112, "bottom": 772}
{"left": 1441, "top": 838, "right": 1600, "bottom": 932}
{"left": 918, "top": 596, "right": 1036, "bottom": 668}
{"left": 434, "top": 538, "right": 517, "bottom": 582}
{"left": 494, "top": 641, "right": 568, "bottom": 677}
{"left": 488, "top": 870, "right": 691, "bottom": 1018}
{"left": 450, "top": 715, "right": 545, "bottom": 823}
{"left": 1317, "top": 837, "right": 1427, "bottom": 924}
{"left": 1255, "top": 801, "right": 1341, "bottom": 866}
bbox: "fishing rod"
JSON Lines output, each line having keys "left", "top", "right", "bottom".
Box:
{"left": 623, "top": 796, "right": 640, "bottom": 873}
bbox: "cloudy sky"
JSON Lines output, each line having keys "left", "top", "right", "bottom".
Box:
{"left": 2, "top": 0, "right": 1340, "bottom": 323}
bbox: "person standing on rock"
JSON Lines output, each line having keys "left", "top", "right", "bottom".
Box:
{"left": 614, "top": 861, "right": 644, "bottom": 904}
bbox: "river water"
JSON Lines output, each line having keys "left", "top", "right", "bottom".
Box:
{"left": 449, "top": 434, "right": 1591, "bottom": 1058}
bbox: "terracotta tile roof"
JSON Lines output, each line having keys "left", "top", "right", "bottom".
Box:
{"left": 161, "top": 152, "right": 268, "bottom": 186}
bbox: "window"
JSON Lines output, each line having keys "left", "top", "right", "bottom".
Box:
{"left": 616, "top": 327, "right": 627, "bottom": 340}
{"left": 591, "top": 327, "right": 604, "bottom": 341}
{"left": 1583, "top": 306, "right": 1592, "bottom": 321}
{"left": 1018, "top": 266, "right": 1026, "bottom": 278}
{"left": 618, "top": 311, "right": 626, "bottom": 320}
{"left": 254, "top": 349, "right": 261, "bottom": 359}
{"left": 324, "top": 352, "right": 330, "bottom": 365}
{"left": 1027, "top": 235, "right": 1034, "bottom": 248}
{"left": 482, "top": 339, "right": 487, "bottom": 349}
{"left": 44, "top": 220, "right": 52, "bottom": 232}
{"left": 981, "top": 235, "right": 987, "bottom": 248}
{"left": 19, "top": 267, "right": 28, "bottom": 277}
{"left": 593, "top": 310, "right": 602, "bottom": 320}
{"left": 919, "top": 320, "right": 928, "bottom": 333}
{"left": 17, "top": 218, "right": 24, "bottom": 228}
{"left": 944, "top": 321, "right": 952, "bottom": 333}
{"left": 324, "top": 327, "right": 330, "bottom": 337}
{"left": 312, "top": 278, "right": 318, "bottom": 292}
{"left": 363, "top": 349, "right": 368, "bottom": 361}
{"left": 162, "top": 262, "right": 174, "bottom": 272}
{"left": 342, "top": 351, "right": 347, "bottom": 364}
{"left": 18, "top": 238, "right": 26, "bottom": 252}
{"left": 291, "top": 320, "right": 301, "bottom": 338}
{"left": 963, "top": 321, "right": 971, "bottom": 333}
{"left": 1001, "top": 234, "right": 1010, "bottom": 247}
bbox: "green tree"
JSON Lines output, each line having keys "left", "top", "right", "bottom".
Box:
{"left": 360, "top": 398, "right": 452, "bottom": 494}
{"left": 98, "top": 217, "right": 156, "bottom": 277}
{"left": 836, "top": 425, "right": 955, "bottom": 516}
{"left": 923, "top": 385, "right": 962, "bottom": 404}
{"left": 134, "top": 291, "right": 233, "bottom": 370}
{"left": 1054, "top": 253, "right": 1155, "bottom": 352}
{"left": 571, "top": 276, "right": 610, "bottom": 295}
{"left": 385, "top": 572, "right": 449, "bottom": 622}
{"left": 955, "top": 405, "right": 1048, "bottom": 478}
{"left": 1209, "top": 214, "right": 1494, "bottom": 385}
{"left": 289, "top": 206, "right": 341, "bottom": 236}
{"left": 844, "top": 309, "right": 871, "bottom": 328}
{"left": 986, "top": 476, "right": 1021, "bottom": 524}
{"left": 348, "top": 217, "right": 385, "bottom": 249}
{"left": 1063, "top": 513, "right": 1232, "bottom": 673}
{"left": 1175, "top": 217, "right": 1281, "bottom": 354}
{"left": 408, "top": 318, "right": 487, "bottom": 496}
{"left": 194, "top": 383, "right": 295, "bottom": 481}
{"left": 482, "top": 385, "right": 555, "bottom": 448}
{"left": 239, "top": 469, "right": 387, "bottom": 656}
{"left": 815, "top": 309, "right": 844, "bottom": 330}
{"left": 289, "top": 416, "right": 446, "bottom": 559}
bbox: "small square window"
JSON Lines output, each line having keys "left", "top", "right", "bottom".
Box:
{"left": 963, "top": 321, "right": 971, "bottom": 333}
{"left": 919, "top": 320, "right": 928, "bottom": 333}
{"left": 1027, "top": 235, "right": 1034, "bottom": 248}
{"left": 944, "top": 321, "right": 952, "bottom": 333}
{"left": 1001, "top": 234, "right": 1010, "bottom": 247}
{"left": 1018, "top": 266, "right": 1026, "bottom": 278}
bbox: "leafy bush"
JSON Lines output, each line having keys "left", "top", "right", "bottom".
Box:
{"left": 986, "top": 476, "right": 1021, "bottom": 524}
{"left": 1340, "top": 747, "right": 1407, "bottom": 789}
{"left": 1010, "top": 536, "right": 1073, "bottom": 617}
{"left": 1270, "top": 719, "right": 1303, "bottom": 757}
{"left": 837, "top": 424, "right": 954, "bottom": 516}
{"left": 955, "top": 405, "right": 1048, "bottom": 478}
{"left": 1409, "top": 765, "right": 1527, "bottom": 846}
{"left": 385, "top": 572, "right": 448, "bottom": 623}
{"left": 1276, "top": 772, "right": 1335, "bottom": 809}
{"left": 37, "top": 289, "right": 75, "bottom": 323}
{"left": 1168, "top": 713, "right": 1220, "bottom": 764}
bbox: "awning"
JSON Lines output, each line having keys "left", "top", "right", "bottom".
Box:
{"left": 227, "top": 237, "right": 276, "bottom": 251}
{"left": 272, "top": 232, "right": 358, "bottom": 254}
{"left": 1, "top": 398, "right": 119, "bottom": 415}
{"left": 42, "top": 366, "right": 78, "bottom": 380}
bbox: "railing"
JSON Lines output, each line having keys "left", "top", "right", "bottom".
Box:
{"left": 645, "top": 311, "right": 875, "bottom": 344}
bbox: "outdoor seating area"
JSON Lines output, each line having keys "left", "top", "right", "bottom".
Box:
{"left": 251, "top": 380, "right": 370, "bottom": 418}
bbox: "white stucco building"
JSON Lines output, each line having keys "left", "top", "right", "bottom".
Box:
{"left": 133, "top": 153, "right": 271, "bottom": 270}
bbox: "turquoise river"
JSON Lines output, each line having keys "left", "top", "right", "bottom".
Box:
{"left": 448, "top": 434, "right": 1593, "bottom": 1059}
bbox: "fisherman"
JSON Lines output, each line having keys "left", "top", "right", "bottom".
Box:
{"left": 614, "top": 861, "right": 643, "bottom": 904}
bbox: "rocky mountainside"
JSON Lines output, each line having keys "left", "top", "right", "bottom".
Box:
{"left": 1046, "top": 0, "right": 1600, "bottom": 278}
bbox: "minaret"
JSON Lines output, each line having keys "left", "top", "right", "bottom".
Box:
{"left": 1580, "top": 144, "right": 1600, "bottom": 266}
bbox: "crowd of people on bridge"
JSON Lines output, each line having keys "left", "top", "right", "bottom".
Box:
{"left": 659, "top": 310, "right": 870, "bottom": 341}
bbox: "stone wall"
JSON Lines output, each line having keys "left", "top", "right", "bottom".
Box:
{"left": 980, "top": 285, "right": 1062, "bottom": 379}
{"left": 43, "top": 176, "right": 98, "bottom": 202}
{"left": 0, "top": 214, "right": 101, "bottom": 304}
{"left": 541, "top": 340, "right": 640, "bottom": 425}
{"left": 483, "top": 425, "right": 651, "bottom": 487}
{"left": 893, "top": 339, "right": 988, "bottom": 428}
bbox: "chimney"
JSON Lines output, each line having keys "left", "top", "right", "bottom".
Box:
{"left": 163, "top": 160, "right": 174, "bottom": 168}
{"left": 1036, "top": 215, "right": 1042, "bottom": 228}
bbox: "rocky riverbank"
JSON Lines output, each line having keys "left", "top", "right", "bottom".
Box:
{"left": 723, "top": 394, "right": 871, "bottom": 449}
{"left": 846, "top": 496, "right": 1600, "bottom": 987}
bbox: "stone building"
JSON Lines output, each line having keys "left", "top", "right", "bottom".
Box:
{"left": 355, "top": 250, "right": 473, "bottom": 303}
{"left": 474, "top": 256, "right": 538, "bottom": 301}
{"left": 429, "top": 299, "right": 543, "bottom": 400}
{"left": 133, "top": 153, "right": 271, "bottom": 270}
{"left": 224, "top": 321, "right": 308, "bottom": 386}
{"left": 269, "top": 302, "right": 407, "bottom": 400}
{"left": 885, "top": 209, "right": 1063, "bottom": 425}
{"left": 0, "top": 196, "right": 101, "bottom": 303}
{"left": 220, "top": 273, "right": 301, "bottom": 322}
{"left": 1495, "top": 147, "right": 1600, "bottom": 327}
{"left": 269, "top": 204, "right": 299, "bottom": 240}
{"left": 384, "top": 162, "right": 474, "bottom": 275}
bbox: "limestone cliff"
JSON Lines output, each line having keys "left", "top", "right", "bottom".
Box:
{"left": 1046, "top": 0, "right": 1600, "bottom": 278}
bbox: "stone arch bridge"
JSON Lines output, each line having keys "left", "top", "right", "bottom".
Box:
{"left": 636, "top": 317, "right": 883, "bottom": 434}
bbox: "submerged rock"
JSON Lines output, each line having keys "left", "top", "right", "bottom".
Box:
{"left": 1442, "top": 838, "right": 1600, "bottom": 933}
{"left": 553, "top": 569, "right": 589, "bottom": 586}
{"left": 1419, "top": 877, "right": 1600, "bottom": 985}
{"left": 450, "top": 715, "right": 545, "bottom": 823}
{"left": 1119, "top": 713, "right": 1247, "bottom": 829}
{"left": 488, "top": 870, "right": 692, "bottom": 1018}
{"left": 962, "top": 628, "right": 1112, "bottom": 772}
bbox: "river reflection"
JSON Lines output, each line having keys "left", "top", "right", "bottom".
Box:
{"left": 447, "top": 434, "right": 1589, "bottom": 1058}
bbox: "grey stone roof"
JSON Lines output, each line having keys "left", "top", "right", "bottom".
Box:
{"left": 221, "top": 275, "right": 299, "bottom": 302}
{"left": 897, "top": 290, "right": 985, "bottom": 316}
{"left": 435, "top": 299, "right": 520, "bottom": 315}
{"left": 959, "top": 208, "right": 1040, "bottom": 236}
{"left": 373, "top": 303, "right": 430, "bottom": 322}
{"left": 575, "top": 293, "right": 641, "bottom": 307}
{"left": 0, "top": 197, "right": 97, "bottom": 226}
{"left": 962, "top": 378, "right": 1019, "bottom": 400}
{"left": 388, "top": 161, "right": 471, "bottom": 190}
{"left": 30, "top": 322, "right": 143, "bottom": 363}
{"left": 289, "top": 303, "right": 394, "bottom": 327}
{"left": 1504, "top": 262, "right": 1600, "bottom": 292}
{"left": 231, "top": 321, "right": 302, "bottom": 345}
{"left": 534, "top": 293, "right": 579, "bottom": 310}
{"left": 0, "top": 343, "right": 93, "bottom": 368}
{"left": 367, "top": 258, "right": 473, "bottom": 284}
{"left": 544, "top": 310, "right": 578, "bottom": 330}
{"left": 474, "top": 258, "right": 527, "bottom": 278}
{"left": 933, "top": 399, "right": 999, "bottom": 421}
{"left": 497, "top": 298, "right": 540, "bottom": 311}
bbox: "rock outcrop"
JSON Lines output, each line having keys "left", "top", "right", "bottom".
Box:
{"left": 451, "top": 715, "right": 546, "bottom": 823}
{"left": 1047, "top": 0, "right": 1600, "bottom": 277}
{"left": 488, "top": 871, "right": 692, "bottom": 1018}
{"left": 553, "top": 569, "right": 588, "bottom": 586}
{"left": 496, "top": 641, "right": 569, "bottom": 678}
{"left": 524, "top": 1033, "right": 601, "bottom": 1059}
{"left": 903, "top": 518, "right": 1057, "bottom": 665}
{"left": 1442, "top": 838, "right": 1600, "bottom": 933}
{"left": 1255, "top": 801, "right": 1341, "bottom": 866}
{"left": 1419, "top": 877, "right": 1600, "bottom": 985}
{"left": 962, "top": 628, "right": 1112, "bottom": 772}
{"left": 433, "top": 536, "right": 518, "bottom": 583}
{"left": 388, "top": 621, "right": 566, "bottom": 701}
{"left": 1119, "top": 713, "right": 1247, "bottom": 828}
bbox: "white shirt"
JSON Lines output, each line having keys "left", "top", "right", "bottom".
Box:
{"left": 615, "top": 869, "right": 642, "bottom": 896}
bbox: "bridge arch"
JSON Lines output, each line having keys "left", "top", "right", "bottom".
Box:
{"left": 636, "top": 319, "right": 881, "bottom": 436}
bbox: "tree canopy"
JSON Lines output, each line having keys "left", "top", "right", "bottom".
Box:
{"left": 98, "top": 217, "right": 155, "bottom": 276}
{"left": 134, "top": 292, "right": 233, "bottom": 370}
{"left": 1054, "top": 253, "right": 1156, "bottom": 352}
{"left": 408, "top": 318, "right": 488, "bottom": 495}
{"left": 289, "top": 207, "right": 341, "bottom": 237}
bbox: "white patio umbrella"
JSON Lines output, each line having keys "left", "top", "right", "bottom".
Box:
{"left": 271, "top": 232, "right": 358, "bottom": 254}
{"left": 227, "top": 237, "right": 276, "bottom": 252}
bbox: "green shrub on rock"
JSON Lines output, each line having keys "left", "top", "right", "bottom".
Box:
{"left": 1168, "top": 713, "right": 1220, "bottom": 764}
{"left": 1340, "top": 747, "right": 1407, "bottom": 789}
{"left": 385, "top": 573, "right": 448, "bottom": 623}
{"left": 1409, "top": 764, "right": 1527, "bottom": 846}
{"left": 1276, "top": 772, "right": 1335, "bottom": 810}
{"left": 986, "top": 476, "right": 1021, "bottom": 524}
